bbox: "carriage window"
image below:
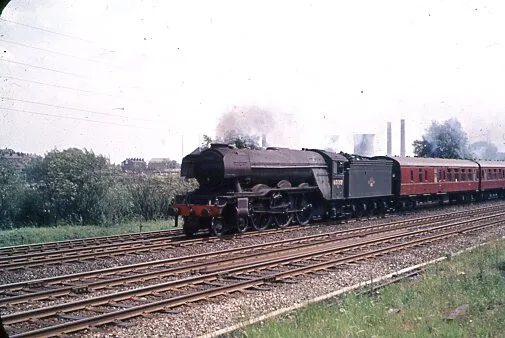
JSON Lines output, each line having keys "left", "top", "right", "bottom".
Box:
{"left": 434, "top": 169, "right": 438, "bottom": 183}
{"left": 454, "top": 168, "right": 459, "bottom": 181}
{"left": 424, "top": 170, "right": 428, "bottom": 182}
{"left": 447, "top": 168, "right": 452, "bottom": 181}
{"left": 461, "top": 169, "right": 466, "bottom": 181}
{"left": 473, "top": 170, "right": 477, "bottom": 181}
{"left": 410, "top": 169, "right": 414, "bottom": 182}
{"left": 418, "top": 168, "right": 423, "bottom": 182}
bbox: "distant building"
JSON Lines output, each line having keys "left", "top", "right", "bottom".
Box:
{"left": 121, "top": 158, "right": 147, "bottom": 172}
{"left": 147, "top": 158, "right": 180, "bottom": 173}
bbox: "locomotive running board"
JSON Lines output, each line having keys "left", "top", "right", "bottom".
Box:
{"left": 225, "top": 186, "right": 319, "bottom": 198}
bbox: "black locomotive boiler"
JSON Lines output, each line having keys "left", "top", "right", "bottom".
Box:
{"left": 171, "top": 144, "right": 394, "bottom": 236}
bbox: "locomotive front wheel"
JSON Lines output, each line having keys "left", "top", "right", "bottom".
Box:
{"left": 236, "top": 216, "right": 248, "bottom": 234}
{"left": 250, "top": 213, "right": 272, "bottom": 231}
{"left": 183, "top": 215, "right": 199, "bottom": 237}
{"left": 211, "top": 217, "right": 227, "bottom": 237}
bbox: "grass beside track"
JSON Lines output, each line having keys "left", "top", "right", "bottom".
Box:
{"left": 0, "top": 220, "right": 178, "bottom": 247}
{"left": 243, "top": 239, "right": 505, "bottom": 337}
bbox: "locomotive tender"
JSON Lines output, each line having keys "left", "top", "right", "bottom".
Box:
{"left": 171, "top": 144, "right": 505, "bottom": 236}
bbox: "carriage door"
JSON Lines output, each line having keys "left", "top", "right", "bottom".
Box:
{"left": 434, "top": 168, "right": 441, "bottom": 193}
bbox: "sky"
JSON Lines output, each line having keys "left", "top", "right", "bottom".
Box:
{"left": 1, "top": 0, "right": 505, "bottom": 163}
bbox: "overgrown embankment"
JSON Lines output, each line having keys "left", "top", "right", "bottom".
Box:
{"left": 0, "top": 219, "right": 178, "bottom": 247}
{"left": 244, "top": 240, "right": 505, "bottom": 337}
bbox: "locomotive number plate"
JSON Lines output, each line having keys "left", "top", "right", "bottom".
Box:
{"left": 333, "top": 179, "right": 343, "bottom": 186}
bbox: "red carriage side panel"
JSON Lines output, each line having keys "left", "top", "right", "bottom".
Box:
{"left": 394, "top": 157, "right": 479, "bottom": 196}
{"left": 478, "top": 161, "right": 505, "bottom": 192}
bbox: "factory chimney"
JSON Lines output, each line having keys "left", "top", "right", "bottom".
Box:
{"left": 387, "top": 122, "right": 392, "bottom": 156}
{"left": 261, "top": 134, "right": 267, "bottom": 148}
{"left": 400, "top": 119, "right": 406, "bottom": 157}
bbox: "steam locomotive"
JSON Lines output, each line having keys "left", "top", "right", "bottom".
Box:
{"left": 171, "top": 144, "right": 505, "bottom": 236}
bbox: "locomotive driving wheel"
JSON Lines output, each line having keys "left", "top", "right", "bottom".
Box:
{"left": 295, "top": 194, "right": 313, "bottom": 225}
{"left": 274, "top": 212, "right": 293, "bottom": 228}
{"left": 271, "top": 192, "right": 293, "bottom": 228}
{"left": 250, "top": 212, "right": 272, "bottom": 231}
{"left": 250, "top": 199, "right": 272, "bottom": 231}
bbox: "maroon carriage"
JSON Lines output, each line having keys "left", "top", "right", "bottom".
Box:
{"left": 477, "top": 161, "right": 505, "bottom": 197}
{"left": 380, "top": 157, "right": 480, "bottom": 205}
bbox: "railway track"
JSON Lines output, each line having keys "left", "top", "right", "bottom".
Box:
{"left": 0, "top": 203, "right": 501, "bottom": 308}
{"left": 1, "top": 203, "right": 502, "bottom": 271}
{"left": 0, "top": 217, "right": 333, "bottom": 261}
{"left": 0, "top": 228, "right": 183, "bottom": 255}
{"left": 2, "top": 206, "right": 504, "bottom": 337}
{"left": 0, "top": 225, "right": 308, "bottom": 270}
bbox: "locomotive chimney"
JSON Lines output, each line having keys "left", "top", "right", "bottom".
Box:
{"left": 400, "top": 119, "right": 406, "bottom": 157}
{"left": 387, "top": 121, "right": 392, "bottom": 156}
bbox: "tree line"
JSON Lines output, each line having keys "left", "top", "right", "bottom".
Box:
{"left": 413, "top": 118, "right": 504, "bottom": 160}
{"left": 0, "top": 148, "right": 196, "bottom": 229}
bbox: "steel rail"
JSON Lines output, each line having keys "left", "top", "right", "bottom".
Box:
{"left": 1, "top": 207, "right": 503, "bottom": 307}
{"left": 7, "top": 217, "right": 502, "bottom": 338}
{"left": 0, "top": 228, "right": 183, "bottom": 255}
{"left": 0, "top": 216, "right": 449, "bottom": 307}
{"left": 1, "top": 205, "right": 497, "bottom": 294}
{"left": 0, "top": 225, "right": 310, "bottom": 270}
{"left": 1, "top": 203, "right": 499, "bottom": 270}
{"left": 1, "top": 202, "right": 500, "bottom": 259}
{"left": 4, "top": 213, "right": 503, "bottom": 327}
{"left": 0, "top": 220, "right": 314, "bottom": 258}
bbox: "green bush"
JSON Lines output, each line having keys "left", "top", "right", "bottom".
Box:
{"left": 0, "top": 147, "right": 198, "bottom": 229}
